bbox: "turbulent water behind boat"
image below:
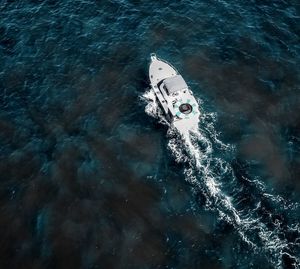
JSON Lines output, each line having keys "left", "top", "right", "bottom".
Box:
{"left": 1, "top": 1, "right": 300, "bottom": 269}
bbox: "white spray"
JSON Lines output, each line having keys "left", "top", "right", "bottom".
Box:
{"left": 141, "top": 88, "right": 300, "bottom": 269}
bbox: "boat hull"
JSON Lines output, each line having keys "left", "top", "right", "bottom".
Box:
{"left": 149, "top": 54, "right": 200, "bottom": 132}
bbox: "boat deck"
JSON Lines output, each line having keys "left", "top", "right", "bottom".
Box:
{"left": 149, "top": 54, "right": 177, "bottom": 86}
{"left": 148, "top": 54, "right": 200, "bottom": 132}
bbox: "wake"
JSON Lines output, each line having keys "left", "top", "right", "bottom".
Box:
{"left": 142, "top": 89, "right": 300, "bottom": 269}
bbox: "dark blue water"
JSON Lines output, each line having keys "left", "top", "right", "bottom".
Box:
{"left": 1, "top": 0, "right": 300, "bottom": 268}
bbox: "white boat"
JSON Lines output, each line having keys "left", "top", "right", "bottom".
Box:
{"left": 149, "top": 53, "right": 200, "bottom": 132}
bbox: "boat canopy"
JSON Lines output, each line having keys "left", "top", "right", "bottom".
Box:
{"left": 164, "top": 75, "right": 188, "bottom": 95}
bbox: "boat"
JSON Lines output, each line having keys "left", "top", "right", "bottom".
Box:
{"left": 149, "top": 53, "right": 200, "bottom": 132}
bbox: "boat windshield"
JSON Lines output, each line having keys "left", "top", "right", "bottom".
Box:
{"left": 164, "top": 75, "right": 188, "bottom": 94}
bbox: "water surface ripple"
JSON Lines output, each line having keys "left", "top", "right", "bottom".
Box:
{"left": 1, "top": 0, "right": 300, "bottom": 268}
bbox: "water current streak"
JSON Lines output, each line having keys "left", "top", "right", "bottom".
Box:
{"left": 142, "top": 89, "right": 300, "bottom": 269}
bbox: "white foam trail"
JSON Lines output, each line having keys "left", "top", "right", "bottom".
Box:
{"left": 141, "top": 90, "right": 300, "bottom": 268}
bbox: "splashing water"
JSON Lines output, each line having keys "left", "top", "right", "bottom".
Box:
{"left": 141, "top": 89, "right": 300, "bottom": 269}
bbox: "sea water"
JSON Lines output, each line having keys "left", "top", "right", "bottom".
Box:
{"left": 1, "top": 0, "right": 299, "bottom": 268}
